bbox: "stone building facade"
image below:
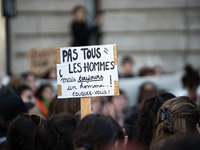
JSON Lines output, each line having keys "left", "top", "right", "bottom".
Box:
{"left": 5, "top": 0, "right": 200, "bottom": 75}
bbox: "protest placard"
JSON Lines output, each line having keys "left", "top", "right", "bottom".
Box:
{"left": 27, "top": 47, "right": 56, "bottom": 77}
{"left": 56, "top": 44, "right": 119, "bottom": 118}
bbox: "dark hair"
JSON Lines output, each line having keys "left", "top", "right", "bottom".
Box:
{"left": 106, "top": 116, "right": 124, "bottom": 141}
{"left": 16, "top": 85, "right": 32, "bottom": 96}
{"left": 182, "top": 65, "right": 200, "bottom": 89}
{"left": 138, "top": 67, "right": 154, "bottom": 76}
{"left": 137, "top": 82, "right": 157, "bottom": 105}
{"left": 121, "top": 56, "right": 133, "bottom": 65}
{"left": 134, "top": 93, "right": 175, "bottom": 148}
{"left": 35, "top": 84, "right": 53, "bottom": 100}
{"left": 6, "top": 114, "right": 42, "bottom": 150}
{"left": 35, "top": 112, "right": 78, "bottom": 150}
{"left": 0, "top": 95, "right": 28, "bottom": 122}
{"left": 47, "top": 96, "right": 80, "bottom": 118}
{"left": 43, "top": 67, "right": 56, "bottom": 79}
{"left": 72, "top": 5, "right": 85, "bottom": 15}
{"left": 8, "top": 76, "right": 23, "bottom": 92}
{"left": 21, "top": 72, "right": 36, "bottom": 80}
{"left": 74, "top": 114, "right": 122, "bottom": 150}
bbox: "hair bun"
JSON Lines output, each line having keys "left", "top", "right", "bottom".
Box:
{"left": 184, "top": 65, "right": 194, "bottom": 74}
{"left": 162, "top": 121, "right": 174, "bottom": 134}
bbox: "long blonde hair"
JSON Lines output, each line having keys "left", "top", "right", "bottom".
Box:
{"left": 151, "top": 96, "right": 200, "bottom": 150}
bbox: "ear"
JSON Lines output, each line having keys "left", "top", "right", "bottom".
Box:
{"left": 196, "top": 123, "right": 200, "bottom": 133}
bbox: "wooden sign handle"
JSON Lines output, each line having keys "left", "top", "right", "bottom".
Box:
{"left": 81, "top": 97, "right": 91, "bottom": 119}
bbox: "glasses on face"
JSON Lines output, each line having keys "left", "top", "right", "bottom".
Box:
{"left": 18, "top": 113, "right": 42, "bottom": 126}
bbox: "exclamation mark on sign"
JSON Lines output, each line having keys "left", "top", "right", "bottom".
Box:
{"left": 110, "top": 75, "right": 112, "bottom": 87}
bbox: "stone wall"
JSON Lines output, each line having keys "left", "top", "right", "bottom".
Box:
{"left": 10, "top": 0, "right": 86, "bottom": 75}
{"left": 99, "top": 0, "right": 200, "bottom": 74}
{"left": 9, "top": 0, "right": 200, "bottom": 75}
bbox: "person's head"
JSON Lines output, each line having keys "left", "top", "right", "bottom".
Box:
{"left": 16, "top": 85, "right": 38, "bottom": 114}
{"left": 108, "top": 90, "right": 127, "bottom": 112}
{"left": 91, "top": 97, "right": 105, "bottom": 114}
{"left": 121, "top": 56, "right": 134, "bottom": 76}
{"left": 16, "top": 85, "right": 35, "bottom": 104}
{"left": 21, "top": 72, "right": 37, "bottom": 94}
{"left": 138, "top": 67, "right": 154, "bottom": 76}
{"left": 151, "top": 96, "right": 200, "bottom": 149}
{"left": 182, "top": 65, "right": 200, "bottom": 93}
{"left": 140, "top": 82, "right": 156, "bottom": 91}
{"left": 73, "top": 5, "right": 86, "bottom": 22}
{"left": 6, "top": 113, "right": 42, "bottom": 150}
{"left": 47, "top": 96, "right": 80, "bottom": 118}
{"left": 0, "top": 95, "right": 28, "bottom": 123}
{"left": 137, "top": 82, "right": 158, "bottom": 109}
{"left": 43, "top": 67, "right": 57, "bottom": 79}
{"left": 134, "top": 93, "right": 176, "bottom": 147}
{"left": 153, "top": 65, "right": 163, "bottom": 76}
{"left": 74, "top": 114, "right": 124, "bottom": 150}
{"left": 0, "top": 95, "right": 29, "bottom": 133}
{"left": 36, "top": 84, "right": 53, "bottom": 101}
{"left": 8, "top": 76, "right": 23, "bottom": 92}
{"left": 35, "top": 112, "right": 77, "bottom": 150}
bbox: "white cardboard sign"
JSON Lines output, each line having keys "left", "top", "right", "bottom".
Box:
{"left": 56, "top": 44, "right": 119, "bottom": 98}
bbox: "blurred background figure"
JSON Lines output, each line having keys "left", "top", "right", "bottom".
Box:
{"left": 137, "top": 82, "right": 158, "bottom": 110}
{"left": 7, "top": 76, "right": 23, "bottom": 92}
{"left": 91, "top": 96, "right": 106, "bottom": 114}
{"left": 47, "top": 96, "right": 80, "bottom": 118}
{"left": 71, "top": 5, "right": 101, "bottom": 46}
{"left": 43, "top": 67, "right": 57, "bottom": 79}
{"left": 138, "top": 67, "right": 154, "bottom": 77}
{"left": 153, "top": 65, "right": 164, "bottom": 76}
{"left": 35, "top": 84, "right": 54, "bottom": 117}
{"left": 103, "top": 90, "right": 127, "bottom": 127}
{"left": 124, "top": 82, "right": 159, "bottom": 138}
{"left": 0, "top": 84, "right": 16, "bottom": 99}
{"left": 16, "top": 85, "right": 39, "bottom": 115}
{"left": 120, "top": 56, "right": 135, "bottom": 78}
{"left": 21, "top": 72, "right": 37, "bottom": 95}
{"left": 182, "top": 64, "right": 200, "bottom": 105}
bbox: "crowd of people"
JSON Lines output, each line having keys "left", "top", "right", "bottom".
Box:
{"left": 0, "top": 58, "right": 200, "bottom": 150}
{"left": 0, "top": 5, "right": 200, "bottom": 150}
